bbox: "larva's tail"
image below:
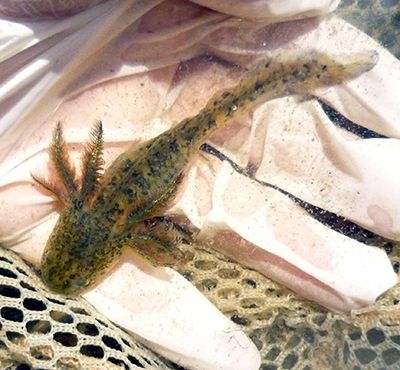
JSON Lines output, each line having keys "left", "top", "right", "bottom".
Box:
{"left": 178, "top": 50, "right": 378, "bottom": 145}
{"left": 277, "top": 50, "right": 379, "bottom": 93}
{"left": 209, "top": 50, "right": 378, "bottom": 121}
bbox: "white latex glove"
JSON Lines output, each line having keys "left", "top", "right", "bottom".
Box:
{"left": 0, "top": 0, "right": 399, "bottom": 369}
{"left": 191, "top": 0, "right": 341, "bottom": 21}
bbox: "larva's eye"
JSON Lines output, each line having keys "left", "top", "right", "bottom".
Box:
{"left": 74, "top": 200, "right": 83, "bottom": 209}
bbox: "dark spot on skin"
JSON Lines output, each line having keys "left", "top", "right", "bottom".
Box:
{"left": 96, "top": 195, "right": 105, "bottom": 205}
{"left": 169, "top": 138, "right": 179, "bottom": 153}
{"left": 131, "top": 172, "right": 148, "bottom": 189}
{"left": 124, "top": 187, "right": 135, "bottom": 200}
{"left": 112, "top": 203, "right": 123, "bottom": 215}
{"left": 122, "top": 160, "right": 132, "bottom": 173}
{"left": 154, "top": 151, "right": 163, "bottom": 160}
{"left": 182, "top": 127, "right": 197, "bottom": 141}
{"left": 221, "top": 91, "right": 233, "bottom": 99}
{"left": 254, "top": 81, "right": 263, "bottom": 91}
{"left": 207, "top": 119, "right": 216, "bottom": 129}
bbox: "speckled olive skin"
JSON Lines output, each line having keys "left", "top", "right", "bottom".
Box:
{"left": 36, "top": 51, "right": 377, "bottom": 294}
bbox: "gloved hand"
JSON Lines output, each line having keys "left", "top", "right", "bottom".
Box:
{"left": 0, "top": 1, "right": 399, "bottom": 369}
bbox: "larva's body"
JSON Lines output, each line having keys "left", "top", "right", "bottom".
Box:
{"left": 35, "top": 50, "right": 377, "bottom": 294}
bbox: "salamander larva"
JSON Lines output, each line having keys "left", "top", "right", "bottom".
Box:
{"left": 33, "top": 50, "right": 378, "bottom": 294}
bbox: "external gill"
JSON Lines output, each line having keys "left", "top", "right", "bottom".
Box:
{"left": 32, "top": 121, "right": 105, "bottom": 208}
{"left": 79, "top": 122, "right": 104, "bottom": 203}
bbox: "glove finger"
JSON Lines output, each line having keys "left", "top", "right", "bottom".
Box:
{"left": 190, "top": 0, "right": 340, "bottom": 21}
{"left": 250, "top": 97, "right": 400, "bottom": 241}
{"left": 169, "top": 157, "right": 397, "bottom": 312}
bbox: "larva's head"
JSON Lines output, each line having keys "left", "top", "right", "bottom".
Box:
{"left": 40, "top": 207, "right": 118, "bottom": 295}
